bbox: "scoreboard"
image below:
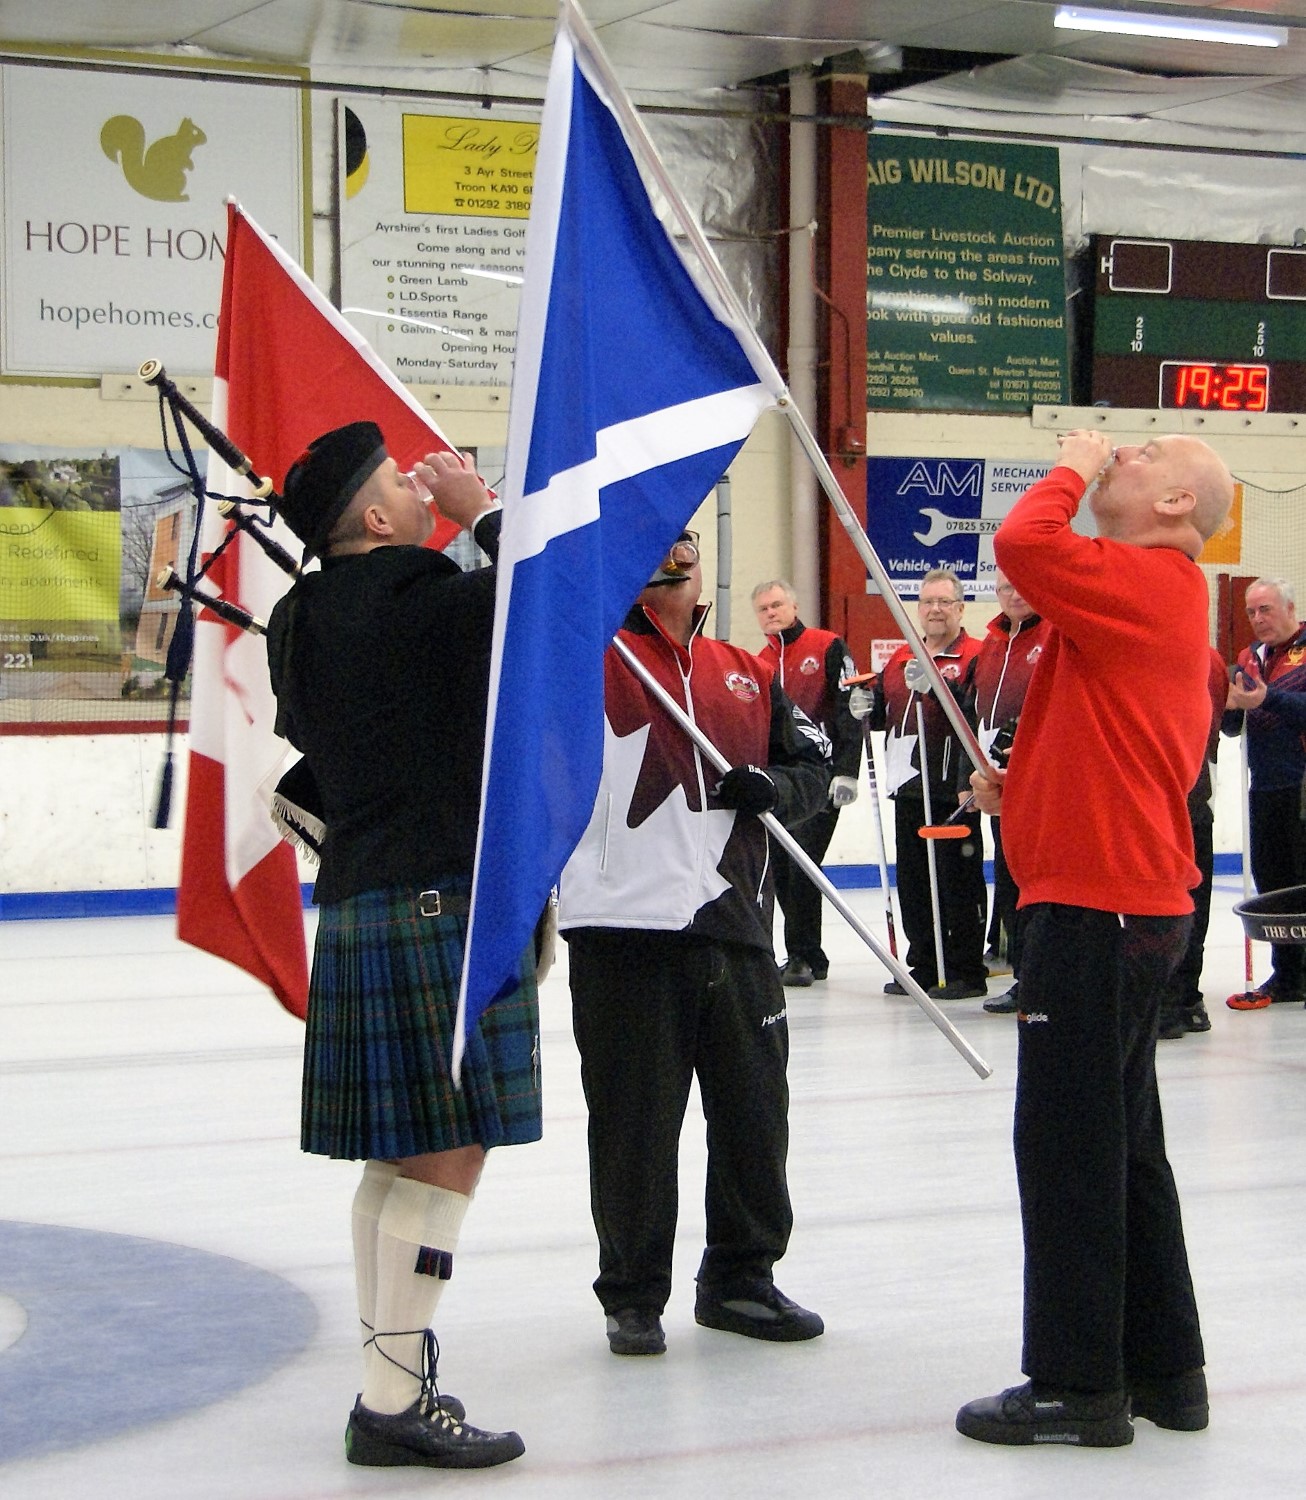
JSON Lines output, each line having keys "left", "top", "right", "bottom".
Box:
{"left": 1090, "top": 235, "right": 1306, "bottom": 412}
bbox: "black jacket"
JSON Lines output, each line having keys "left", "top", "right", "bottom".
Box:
{"left": 266, "top": 517, "right": 498, "bottom": 904}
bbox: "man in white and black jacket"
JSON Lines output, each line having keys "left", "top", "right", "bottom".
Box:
{"left": 559, "top": 530, "right": 830, "bottom": 1359}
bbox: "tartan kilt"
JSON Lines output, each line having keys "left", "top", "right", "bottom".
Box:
{"left": 301, "top": 880, "right": 542, "bottom": 1160}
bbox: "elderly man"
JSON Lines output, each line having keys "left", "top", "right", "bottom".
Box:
{"left": 266, "top": 424, "right": 538, "bottom": 1470}
{"left": 752, "top": 578, "right": 862, "bottom": 986}
{"left": 957, "top": 431, "right": 1234, "bottom": 1448}
{"left": 1224, "top": 577, "right": 1306, "bottom": 1008}
{"left": 560, "top": 532, "right": 830, "bottom": 1358}
{"left": 851, "top": 567, "right": 986, "bottom": 1000}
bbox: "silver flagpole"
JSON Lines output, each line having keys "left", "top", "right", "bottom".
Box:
{"left": 610, "top": 634, "right": 992, "bottom": 1080}
{"left": 562, "top": 0, "right": 997, "bottom": 783}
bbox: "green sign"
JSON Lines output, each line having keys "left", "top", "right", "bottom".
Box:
{"left": 867, "top": 137, "right": 1069, "bottom": 412}
{"left": 1094, "top": 296, "right": 1306, "bottom": 363}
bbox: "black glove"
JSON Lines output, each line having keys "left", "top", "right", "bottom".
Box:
{"left": 714, "top": 764, "right": 778, "bottom": 816}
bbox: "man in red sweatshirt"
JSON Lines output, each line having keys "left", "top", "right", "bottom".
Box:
{"left": 955, "top": 429, "right": 1234, "bottom": 1449}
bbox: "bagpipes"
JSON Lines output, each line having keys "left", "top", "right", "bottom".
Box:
{"left": 141, "top": 359, "right": 315, "bottom": 842}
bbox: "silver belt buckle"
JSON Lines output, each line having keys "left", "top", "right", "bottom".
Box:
{"left": 418, "top": 889, "right": 442, "bottom": 917}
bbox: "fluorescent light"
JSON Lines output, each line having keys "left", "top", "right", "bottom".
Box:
{"left": 1054, "top": 6, "right": 1288, "bottom": 47}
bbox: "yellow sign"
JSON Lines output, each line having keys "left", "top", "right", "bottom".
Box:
{"left": 1197, "top": 481, "right": 1242, "bottom": 567}
{"left": 402, "top": 114, "right": 538, "bottom": 219}
{"left": 0, "top": 510, "right": 121, "bottom": 623}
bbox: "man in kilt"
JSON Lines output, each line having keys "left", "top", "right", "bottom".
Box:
{"left": 266, "top": 422, "right": 539, "bottom": 1470}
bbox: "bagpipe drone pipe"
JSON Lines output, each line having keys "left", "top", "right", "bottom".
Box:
{"left": 140, "top": 359, "right": 314, "bottom": 839}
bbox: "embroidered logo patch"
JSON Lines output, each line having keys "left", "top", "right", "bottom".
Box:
{"left": 1026, "top": 643, "right": 1044, "bottom": 664}
{"left": 725, "top": 670, "right": 760, "bottom": 702}
{"left": 799, "top": 654, "right": 821, "bottom": 675}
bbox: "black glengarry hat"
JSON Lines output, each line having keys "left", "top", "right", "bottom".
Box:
{"left": 277, "top": 421, "right": 388, "bottom": 558}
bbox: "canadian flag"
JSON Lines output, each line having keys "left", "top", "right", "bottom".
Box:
{"left": 177, "top": 201, "right": 460, "bottom": 1017}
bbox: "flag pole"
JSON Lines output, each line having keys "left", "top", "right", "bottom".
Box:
{"left": 562, "top": 0, "right": 996, "bottom": 783}
{"left": 610, "top": 635, "right": 992, "bottom": 1080}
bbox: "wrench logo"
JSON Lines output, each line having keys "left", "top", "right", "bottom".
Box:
{"left": 913, "top": 507, "right": 1001, "bottom": 548}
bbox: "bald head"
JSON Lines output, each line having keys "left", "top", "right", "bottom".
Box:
{"left": 1087, "top": 434, "right": 1233, "bottom": 560}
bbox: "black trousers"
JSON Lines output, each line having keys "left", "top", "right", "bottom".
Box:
{"left": 989, "top": 816, "right": 1025, "bottom": 972}
{"left": 1250, "top": 787, "right": 1306, "bottom": 992}
{"left": 1164, "top": 813, "right": 1214, "bottom": 1012}
{"left": 567, "top": 928, "right": 793, "bottom": 1315}
{"left": 1016, "top": 904, "right": 1204, "bottom": 1392}
{"left": 893, "top": 794, "right": 987, "bottom": 989}
{"left": 772, "top": 805, "right": 839, "bottom": 972}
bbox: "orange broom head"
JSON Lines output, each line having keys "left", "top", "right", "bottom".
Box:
{"left": 918, "top": 823, "right": 971, "bottom": 840}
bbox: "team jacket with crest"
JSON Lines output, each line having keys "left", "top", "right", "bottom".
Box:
{"left": 1223, "top": 624, "right": 1306, "bottom": 792}
{"left": 558, "top": 601, "right": 831, "bottom": 952}
{"left": 757, "top": 620, "right": 862, "bottom": 782}
{"left": 866, "top": 631, "right": 982, "bottom": 799}
{"left": 971, "top": 611, "right": 1052, "bottom": 738}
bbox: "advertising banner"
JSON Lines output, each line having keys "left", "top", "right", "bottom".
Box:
{"left": 0, "top": 53, "right": 305, "bottom": 377}
{"left": 866, "top": 455, "right": 1055, "bottom": 595}
{"left": 339, "top": 101, "right": 538, "bottom": 386}
{"left": 867, "top": 135, "right": 1068, "bottom": 411}
{"left": 1, "top": 446, "right": 193, "bottom": 724}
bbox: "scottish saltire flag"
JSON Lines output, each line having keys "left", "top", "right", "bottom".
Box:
{"left": 453, "top": 2, "right": 782, "bottom": 1072}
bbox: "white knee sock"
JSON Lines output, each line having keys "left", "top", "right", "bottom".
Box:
{"left": 351, "top": 1160, "right": 400, "bottom": 1355}
{"left": 362, "top": 1177, "right": 470, "bottom": 1415}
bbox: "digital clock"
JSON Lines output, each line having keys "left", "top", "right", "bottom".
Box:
{"left": 1159, "top": 360, "right": 1270, "bottom": 412}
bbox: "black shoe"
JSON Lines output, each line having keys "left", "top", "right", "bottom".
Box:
{"left": 780, "top": 957, "right": 814, "bottom": 988}
{"left": 983, "top": 984, "right": 1020, "bottom": 1015}
{"left": 345, "top": 1397, "right": 524, "bottom": 1469}
{"left": 1129, "top": 1369, "right": 1208, "bottom": 1431}
{"left": 1185, "top": 1003, "right": 1212, "bottom": 1033}
{"left": 695, "top": 1283, "right": 823, "bottom": 1342}
{"left": 605, "top": 1307, "right": 666, "bottom": 1356}
{"left": 884, "top": 978, "right": 909, "bottom": 996}
{"left": 956, "top": 1381, "right": 1132, "bottom": 1447}
{"left": 810, "top": 962, "right": 828, "bottom": 982}
{"left": 928, "top": 979, "right": 988, "bottom": 1000}
{"left": 1158, "top": 1011, "right": 1186, "bottom": 1041}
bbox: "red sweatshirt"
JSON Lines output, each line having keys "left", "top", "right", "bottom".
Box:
{"left": 994, "top": 465, "right": 1209, "bottom": 915}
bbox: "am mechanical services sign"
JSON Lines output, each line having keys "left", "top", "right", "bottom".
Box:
{"left": 865, "top": 456, "right": 1054, "bottom": 596}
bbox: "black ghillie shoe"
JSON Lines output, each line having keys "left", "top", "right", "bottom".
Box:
{"left": 956, "top": 1380, "right": 1132, "bottom": 1447}
{"left": 346, "top": 1329, "right": 523, "bottom": 1469}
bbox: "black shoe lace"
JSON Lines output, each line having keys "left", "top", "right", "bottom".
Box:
{"left": 417, "top": 1329, "right": 462, "bottom": 1432}
{"left": 364, "top": 1326, "right": 462, "bottom": 1432}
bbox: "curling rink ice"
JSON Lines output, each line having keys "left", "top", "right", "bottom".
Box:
{"left": 3, "top": 872, "right": 1305, "bottom": 1498}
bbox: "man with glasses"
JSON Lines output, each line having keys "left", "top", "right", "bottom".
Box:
{"left": 559, "top": 529, "right": 831, "bottom": 1358}
{"left": 850, "top": 567, "right": 987, "bottom": 999}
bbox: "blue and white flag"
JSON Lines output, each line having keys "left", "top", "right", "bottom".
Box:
{"left": 453, "top": 2, "right": 781, "bottom": 1072}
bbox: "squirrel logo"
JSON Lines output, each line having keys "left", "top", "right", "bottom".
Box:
{"left": 100, "top": 115, "right": 206, "bottom": 202}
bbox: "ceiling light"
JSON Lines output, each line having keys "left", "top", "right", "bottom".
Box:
{"left": 1054, "top": 6, "right": 1289, "bottom": 47}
